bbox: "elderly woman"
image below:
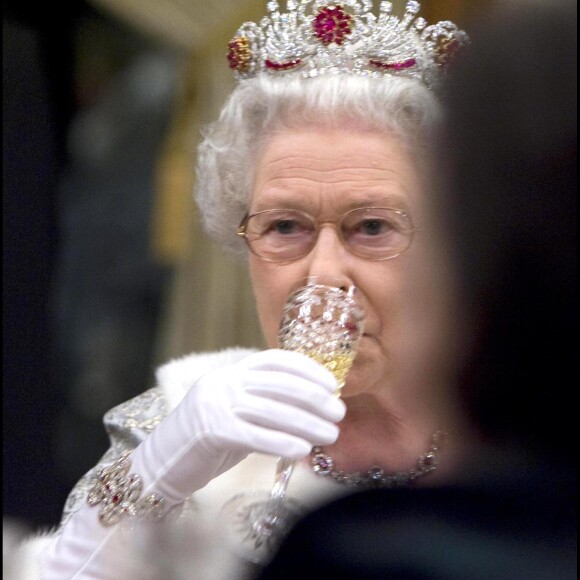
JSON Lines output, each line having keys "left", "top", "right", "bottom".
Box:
{"left": 14, "top": 2, "right": 469, "bottom": 578}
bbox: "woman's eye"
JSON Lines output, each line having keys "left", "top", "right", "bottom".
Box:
{"left": 273, "top": 220, "right": 298, "bottom": 234}
{"left": 358, "top": 219, "right": 389, "bottom": 235}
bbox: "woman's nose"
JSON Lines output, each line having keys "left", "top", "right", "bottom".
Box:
{"left": 306, "top": 225, "right": 351, "bottom": 283}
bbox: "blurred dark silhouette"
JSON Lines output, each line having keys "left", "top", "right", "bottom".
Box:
{"left": 442, "top": 1, "right": 577, "bottom": 464}
{"left": 258, "top": 1, "right": 577, "bottom": 578}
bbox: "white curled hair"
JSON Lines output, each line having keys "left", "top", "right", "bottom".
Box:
{"left": 195, "top": 74, "right": 442, "bottom": 255}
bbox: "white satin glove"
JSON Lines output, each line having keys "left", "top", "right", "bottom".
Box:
{"left": 131, "top": 348, "right": 346, "bottom": 506}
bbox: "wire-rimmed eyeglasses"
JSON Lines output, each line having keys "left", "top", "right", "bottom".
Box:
{"left": 236, "top": 207, "right": 417, "bottom": 263}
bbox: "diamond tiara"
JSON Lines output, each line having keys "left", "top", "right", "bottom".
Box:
{"left": 227, "top": 1, "right": 468, "bottom": 90}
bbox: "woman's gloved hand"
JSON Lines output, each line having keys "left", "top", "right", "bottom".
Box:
{"left": 131, "top": 348, "right": 346, "bottom": 506}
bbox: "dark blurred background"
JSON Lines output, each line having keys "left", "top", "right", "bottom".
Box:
{"left": 3, "top": 0, "right": 177, "bottom": 529}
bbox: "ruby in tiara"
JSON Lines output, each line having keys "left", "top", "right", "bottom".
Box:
{"left": 369, "top": 58, "right": 417, "bottom": 71}
{"left": 313, "top": 5, "right": 353, "bottom": 46}
{"left": 227, "top": 36, "right": 253, "bottom": 73}
{"left": 435, "top": 36, "right": 464, "bottom": 67}
{"left": 265, "top": 58, "right": 302, "bottom": 71}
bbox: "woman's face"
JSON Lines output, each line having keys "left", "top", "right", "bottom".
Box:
{"left": 248, "top": 127, "right": 429, "bottom": 398}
